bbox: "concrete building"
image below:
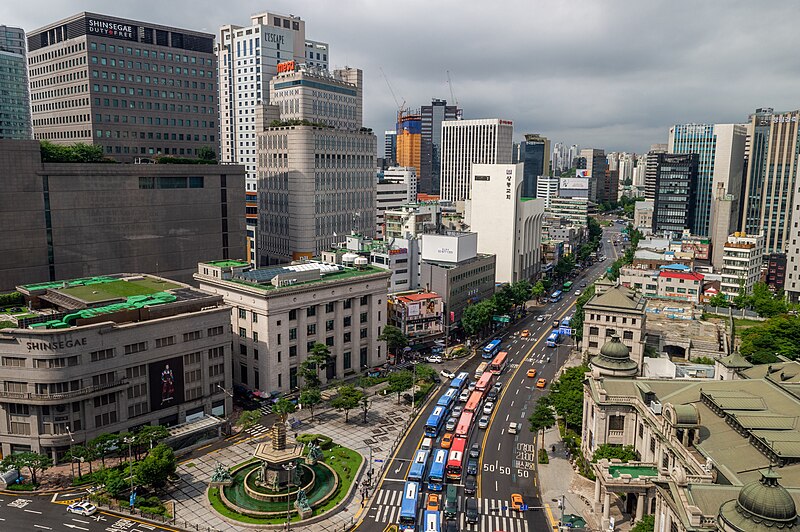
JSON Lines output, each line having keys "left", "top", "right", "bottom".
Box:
{"left": 643, "top": 144, "right": 668, "bottom": 200}
{"left": 376, "top": 167, "right": 418, "bottom": 238}
{"left": 652, "top": 153, "right": 699, "bottom": 235}
{"left": 568, "top": 144, "right": 580, "bottom": 168}
{"left": 545, "top": 196, "right": 593, "bottom": 226}
{"left": 384, "top": 130, "right": 397, "bottom": 166}
{"left": 28, "top": 12, "right": 216, "bottom": 161}
{"left": 559, "top": 171, "right": 591, "bottom": 199}
{"left": 196, "top": 260, "right": 390, "bottom": 392}
{"left": 765, "top": 253, "right": 787, "bottom": 291}
{"left": 467, "top": 163, "right": 545, "bottom": 284}
{"left": 384, "top": 203, "right": 441, "bottom": 240}
{"left": 581, "top": 281, "right": 647, "bottom": 371}
{"left": 668, "top": 124, "right": 747, "bottom": 237}
{"left": 396, "top": 109, "right": 421, "bottom": 177}
{"left": 420, "top": 98, "right": 460, "bottom": 195}
{"left": 0, "top": 25, "right": 31, "bottom": 139}
{"left": 741, "top": 108, "right": 800, "bottom": 253}
{"left": 0, "top": 139, "right": 245, "bottom": 291}
{"left": 514, "top": 133, "right": 551, "bottom": 198}
{"left": 440, "top": 118, "right": 514, "bottom": 203}
{"left": 720, "top": 232, "right": 764, "bottom": 300}
{"left": 419, "top": 232, "right": 496, "bottom": 325}
{"left": 581, "top": 148, "right": 607, "bottom": 202}
{"left": 634, "top": 200, "right": 654, "bottom": 235}
{"left": 709, "top": 183, "right": 739, "bottom": 270}
{"left": 0, "top": 273, "right": 232, "bottom": 460}
{"left": 657, "top": 270, "right": 704, "bottom": 303}
{"left": 388, "top": 291, "right": 444, "bottom": 347}
{"left": 536, "top": 176, "right": 560, "bottom": 208}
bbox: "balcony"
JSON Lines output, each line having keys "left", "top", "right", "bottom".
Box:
{"left": 0, "top": 378, "right": 128, "bottom": 404}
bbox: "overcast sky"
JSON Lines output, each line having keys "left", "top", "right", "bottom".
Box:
{"left": 4, "top": 0, "right": 799, "bottom": 153}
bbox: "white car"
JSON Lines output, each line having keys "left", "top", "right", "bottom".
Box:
{"left": 440, "top": 369, "right": 455, "bottom": 379}
{"left": 536, "top": 316, "right": 545, "bottom": 322}
{"left": 451, "top": 405, "right": 464, "bottom": 419}
{"left": 478, "top": 415, "right": 490, "bottom": 429}
{"left": 483, "top": 401, "right": 495, "bottom": 415}
{"left": 468, "top": 381, "right": 477, "bottom": 391}
{"left": 508, "top": 422, "right": 521, "bottom": 434}
{"left": 459, "top": 389, "right": 470, "bottom": 402}
{"left": 426, "top": 355, "right": 443, "bottom": 364}
{"left": 574, "top": 290, "right": 582, "bottom": 296}
{"left": 67, "top": 502, "right": 98, "bottom": 516}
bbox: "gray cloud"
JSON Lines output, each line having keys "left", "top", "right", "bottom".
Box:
{"left": 4, "top": 0, "right": 799, "bottom": 153}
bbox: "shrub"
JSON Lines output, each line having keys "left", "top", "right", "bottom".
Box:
{"left": 0, "top": 292, "right": 23, "bottom": 306}
{"left": 295, "top": 433, "right": 333, "bottom": 450}
{"left": 8, "top": 483, "right": 36, "bottom": 491}
{"left": 538, "top": 448, "right": 549, "bottom": 464}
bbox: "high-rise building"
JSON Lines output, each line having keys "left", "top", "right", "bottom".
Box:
{"left": 217, "top": 12, "right": 329, "bottom": 265}
{"left": 580, "top": 148, "right": 607, "bottom": 202}
{"left": 0, "top": 139, "right": 245, "bottom": 290}
{"left": 384, "top": 130, "right": 397, "bottom": 166}
{"left": 0, "top": 25, "right": 31, "bottom": 139}
{"left": 396, "top": 109, "right": 421, "bottom": 178}
{"left": 440, "top": 118, "right": 514, "bottom": 203}
{"left": 643, "top": 144, "right": 668, "bottom": 200}
{"left": 668, "top": 124, "right": 747, "bottom": 237}
{"left": 513, "top": 133, "right": 551, "bottom": 198}
{"left": 376, "top": 166, "right": 417, "bottom": 238}
{"left": 568, "top": 144, "right": 580, "bottom": 168}
{"left": 720, "top": 232, "right": 764, "bottom": 299}
{"left": 28, "top": 13, "right": 216, "bottom": 160}
{"left": 652, "top": 153, "right": 699, "bottom": 235}
{"left": 741, "top": 108, "right": 800, "bottom": 254}
{"left": 257, "top": 66, "right": 376, "bottom": 264}
{"left": 536, "top": 176, "right": 560, "bottom": 208}
{"left": 420, "top": 98, "right": 460, "bottom": 195}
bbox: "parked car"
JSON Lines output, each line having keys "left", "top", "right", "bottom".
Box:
{"left": 67, "top": 502, "right": 97, "bottom": 516}
{"left": 509, "top": 422, "right": 521, "bottom": 434}
{"left": 466, "top": 457, "right": 479, "bottom": 475}
{"left": 483, "top": 402, "right": 495, "bottom": 415}
{"left": 440, "top": 369, "right": 456, "bottom": 379}
{"left": 478, "top": 416, "right": 490, "bottom": 429}
{"left": 469, "top": 443, "right": 481, "bottom": 459}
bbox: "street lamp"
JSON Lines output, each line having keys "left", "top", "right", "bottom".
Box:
{"left": 123, "top": 437, "right": 135, "bottom": 510}
{"left": 65, "top": 425, "right": 75, "bottom": 480}
{"left": 282, "top": 462, "right": 297, "bottom": 531}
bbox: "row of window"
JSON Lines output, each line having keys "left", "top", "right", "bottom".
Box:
{"left": 91, "top": 84, "right": 214, "bottom": 102}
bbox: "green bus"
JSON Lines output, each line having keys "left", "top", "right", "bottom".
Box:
{"left": 562, "top": 281, "right": 574, "bottom": 292}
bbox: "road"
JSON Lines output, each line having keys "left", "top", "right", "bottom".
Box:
{"left": 355, "top": 228, "right": 621, "bottom": 532}
{"left": 0, "top": 491, "right": 178, "bottom": 532}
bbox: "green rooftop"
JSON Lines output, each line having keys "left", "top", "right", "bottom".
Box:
{"left": 57, "top": 278, "right": 180, "bottom": 303}
{"left": 232, "top": 265, "right": 387, "bottom": 292}
{"left": 206, "top": 260, "right": 250, "bottom": 268}
{"left": 609, "top": 465, "right": 659, "bottom": 479}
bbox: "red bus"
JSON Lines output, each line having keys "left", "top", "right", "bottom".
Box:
{"left": 454, "top": 411, "right": 474, "bottom": 439}
{"left": 475, "top": 371, "right": 494, "bottom": 393}
{"left": 464, "top": 391, "right": 484, "bottom": 414}
{"left": 490, "top": 351, "right": 509, "bottom": 375}
{"left": 446, "top": 436, "right": 467, "bottom": 481}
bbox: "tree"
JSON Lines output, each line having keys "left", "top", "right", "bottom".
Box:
{"left": 89, "top": 433, "right": 119, "bottom": 470}
{"left": 272, "top": 397, "right": 297, "bottom": 424}
{"left": 197, "top": 146, "right": 216, "bottom": 161}
{"left": 299, "top": 388, "right": 322, "bottom": 422}
{"left": 360, "top": 394, "right": 372, "bottom": 424}
{"left": 2, "top": 452, "right": 53, "bottom": 485}
{"left": 300, "top": 343, "right": 331, "bottom": 389}
{"left": 531, "top": 281, "right": 546, "bottom": 302}
{"left": 732, "top": 279, "right": 750, "bottom": 309}
{"left": 549, "top": 365, "right": 589, "bottom": 430}
{"left": 378, "top": 325, "right": 408, "bottom": 359}
{"left": 510, "top": 281, "right": 532, "bottom": 307}
{"left": 528, "top": 397, "right": 556, "bottom": 452}
{"left": 414, "top": 364, "right": 437, "bottom": 383}
{"left": 387, "top": 370, "right": 414, "bottom": 404}
{"left": 135, "top": 444, "right": 176, "bottom": 489}
{"left": 237, "top": 409, "right": 262, "bottom": 430}
{"left": 740, "top": 315, "right": 800, "bottom": 363}
{"left": 40, "top": 141, "right": 108, "bottom": 163}
{"left": 104, "top": 469, "right": 128, "bottom": 498}
{"left": 707, "top": 292, "right": 729, "bottom": 308}
{"left": 571, "top": 285, "right": 595, "bottom": 343}
{"left": 631, "top": 514, "right": 655, "bottom": 532}
{"left": 587, "top": 217, "right": 603, "bottom": 244}
{"left": 67, "top": 444, "right": 96, "bottom": 479}
{"left": 134, "top": 425, "right": 169, "bottom": 458}
{"left": 330, "top": 384, "right": 363, "bottom": 423}
{"left": 591, "top": 444, "right": 638, "bottom": 463}
{"left": 750, "top": 282, "right": 788, "bottom": 317}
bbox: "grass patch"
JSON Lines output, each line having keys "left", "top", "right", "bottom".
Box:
{"left": 538, "top": 448, "right": 549, "bottom": 464}
{"left": 8, "top": 483, "right": 37, "bottom": 491}
{"left": 703, "top": 314, "right": 763, "bottom": 336}
{"left": 0, "top": 320, "right": 15, "bottom": 329}
{"left": 59, "top": 278, "right": 180, "bottom": 302}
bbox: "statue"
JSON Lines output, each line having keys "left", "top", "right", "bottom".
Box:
{"left": 305, "top": 442, "right": 323, "bottom": 466}
{"left": 211, "top": 463, "right": 232, "bottom": 483}
{"left": 294, "top": 487, "right": 312, "bottom": 518}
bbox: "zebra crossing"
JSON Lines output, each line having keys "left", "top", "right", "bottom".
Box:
{"left": 367, "top": 488, "right": 531, "bottom": 532}
{"left": 260, "top": 402, "right": 273, "bottom": 415}
{"left": 244, "top": 423, "right": 270, "bottom": 437}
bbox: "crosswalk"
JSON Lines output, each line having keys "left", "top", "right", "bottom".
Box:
{"left": 244, "top": 423, "right": 270, "bottom": 437}
{"left": 367, "top": 488, "right": 531, "bottom": 532}
{"left": 260, "top": 403, "right": 273, "bottom": 415}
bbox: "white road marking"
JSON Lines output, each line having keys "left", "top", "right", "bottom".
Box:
{"left": 24, "top": 509, "right": 43, "bottom": 514}
{"left": 497, "top": 442, "right": 501, "bottom": 451}
{"left": 71, "top": 518, "right": 91, "bottom": 524}
{"left": 33, "top": 525, "right": 52, "bottom": 530}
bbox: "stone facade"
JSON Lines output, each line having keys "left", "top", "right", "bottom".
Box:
{"left": 581, "top": 284, "right": 647, "bottom": 370}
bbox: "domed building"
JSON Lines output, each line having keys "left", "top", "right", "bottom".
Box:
{"left": 589, "top": 334, "right": 639, "bottom": 377}
{"left": 718, "top": 468, "right": 799, "bottom": 531}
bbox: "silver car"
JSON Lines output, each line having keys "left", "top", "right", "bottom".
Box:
{"left": 478, "top": 415, "right": 490, "bottom": 429}
{"left": 445, "top": 416, "right": 459, "bottom": 432}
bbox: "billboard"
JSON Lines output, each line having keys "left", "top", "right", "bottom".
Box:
{"left": 421, "top": 233, "right": 478, "bottom": 264}
{"left": 149, "top": 356, "right": 185, "bottom": 412}
{"left": 560, "top": 178, "right": 590, "bottom": 190}
{"left": 575, "top": 169, "right": 590, "bottom": 178}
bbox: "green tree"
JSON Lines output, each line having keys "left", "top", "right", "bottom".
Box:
{"left": 732, "top": 279, "right": 750, "bottom": 309}
{"left": 2, "top": 452, "right": 53, "bottom": 485}
{"left": 587, "top": 217, "right": 603, "bottom": 243}
{"left": 740, "top": 315, "right": 800, "bottom": 363}
{"left": 708, "top": 292, "right": 729, "bottom": 308}
{"left": 299, "top": 388, "right": 322, "bottom": 422}
{"left": 330, "top": 384, "right": 363, "bottom": 423}
{"left": 360, "top": 394, "right": 372, "bottom": 424}
{"left": 387, "top": 370, "right": 414, "bottom": 404}
{"left": 510, "top": 281, "right": 532, "bottom": 306}
{"left": 549, "top": 365, "right": 589, "bottom": 430}
{"left": 570, "top": 285, "right": 596, "bottom": 343}
{"left": 135, "top": 444, "right": 176, "bottom": 489}
{"left": 104, "top": 468, "right": 128, "bottom": 498}
{"left": 531, "top": 281, "right": 546, "bottom": 302}
{"left": 378, "top": 324, "right": 408, "bottom": 359}
{"left": 89, "top": 433, "right": 119, "bottom": 470}
{"left": 300, "top": 343, "right": 331, "bottom": 389}
{"left": 631, "top": 514, "right": 655, "bottom": 532}
{"left": 67, "top": 444, "right": 96, "bottom": 479}
{"left": 40, "top": 141, "right": 107, "bottom": 163}
{"left": 272, "top": 397, "right": 297, "bottom": 424}
{"left": 197, "top": 146, "right": 216, "bottom": 161}
{"left": 236, "top": 409, "right": 262, "bottom": 430}
{"left": 750, "top": 282, "right": 788, "bottom": 317}
{"left": 414, "top": 364, "right": 437, "bottom": 383}
{"left": 134, "top": 425, "right": 169, "bottom": 458}
{"left": 591, "top": 444, "right": 638, "bottom": 463}
{"left": 554, "top": 254, "right": 576, "bottom": 281}
{"left": 528, "top": 397, "right": 556, "bottom": 451}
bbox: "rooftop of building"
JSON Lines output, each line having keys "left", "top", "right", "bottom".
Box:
{"left": 584, "top": 284, "right": 647, "bottom": 313}
{"left": 394, "top": 292, "right": 441, "bottom": 303}
{"left": 659, "top": 270, "right": 704, "bottom": 281}
{"left": 7, "top": 274, "right": 218, "bottom": 331}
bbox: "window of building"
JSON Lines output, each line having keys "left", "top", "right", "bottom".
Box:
{"left": 155, "top": 336, "right": 175, "bottom": 348}
{"left": 326, "top": 319, "right": 334, "bottom": 331}
{"left": 289, "top": 346, "right": 297, "bottom": 357}
{"left": 123, "top": 342, "right": 147, "bottom": 355}
{"left": 360, "top": 295, "right": 369, "bottom": 306}
{"left": 184, "top": 352, "right": 201, "bottom": 365}
{"left": 208, "top": 326, "right": 224, "bottom": 336}
{"left": 307, "top": 306, "right": 316, "bottom": 317}
{"left": 239, "top": 308, "right": 247, "bottom": 319}
{"left": 325, "top": 302, "right": 335, "bottom": 313}
{"left": 289, "top": 328, "right": 297, "bottom": 340}
{"left": 343, "top": 316, "right": 351, "bottom": 327}
{"left": 307, "top": 324, "right": 316, "bottom": 336}
{"left": 343, "top": 299, "right": 352, "bottom": 309}
{"left": 360, "top": 312, "right": 368, "bottom": 324}
{"left": 2, "top": 357, "right": 25, "bottom": 367}
{"left": 623, "top": 331, "right": 633, "bottom": 340}
{"left": 95, "top": 411, "right": 118, "bottom": 428}
{"left": 360, "top": 328, "right": 368, "bottom": 339}
{"left": 360, "top": 347, "right": 368, "bottom": 368}
{"left": 240, "top": 364, "right": 248, "bottom": 385}
{"left": 344, "top": 332, "right": 351, "bottom": 343}
{"left": 609, "top": 415, "right": 625, "bottom": 431}
{"left": 343, "top": 351, "right": 352, "bottom": 370}
{"left": 208, "top": 346, "right": 224, "bottom": 360}
{"left": 589, "top": 327, "right": 599, "bottom": 336}
{"left": 289, "top": 309, "right": 297, "bottom": 320}
{"left": 239, "top": 327, "right": 246, "bottom": 337}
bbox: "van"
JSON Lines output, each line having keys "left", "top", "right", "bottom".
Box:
{"left": 444, "top": 484, "right": 458, "bottom": 520}
{"left": 420, "top": 437, "right": 434, "bottom": 451}
{"left": 464, "top": 497, "right": 479, "bottom": 524}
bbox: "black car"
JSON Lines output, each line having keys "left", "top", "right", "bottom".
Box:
{"left": 464, "top": 475, "right": 477, "bottom": 495}
{"left": 464, "top": 497, "right": 479, "bottom": 524}
{"left": 469, "top": 443, "right": 481, "bottom": 459}
{"left": 466, "top": 456, "right": 479, "bottom": 475}
{"left": 443, "top": 521, "right": 459, "bottom": 532}
{"left": 486, "top": 389, "right": 499, "bottom": 401}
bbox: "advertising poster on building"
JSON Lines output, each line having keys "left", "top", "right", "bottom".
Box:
{"left": 407, "top": 303, "right": 420, "bottom": 317}
{"left": 575, "top": 169, "right": 590, "bottom": 178}
{"left": 148, "top": 356, "right": 185, "bottom": 411}
{"left": 560, "top": 177, "right": 590, "bottom": 190}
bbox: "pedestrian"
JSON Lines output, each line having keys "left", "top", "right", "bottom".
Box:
{"left": 361, "top": 498, "right": 365, "bottom": 508}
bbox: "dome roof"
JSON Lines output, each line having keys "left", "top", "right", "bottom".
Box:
{"left": 600, "top": 335, "right": 631, "bottom": 360}
{"left": 719, "top": 468, "right": 799, "bottom": 531}
{"left": 590, "top": 335, "right": 638, "bottom": 377}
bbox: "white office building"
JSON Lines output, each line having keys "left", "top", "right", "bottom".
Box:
{"left": 466, "top": 163, "right": 546, "bottom": 284}
{"left": 376, "top": 167, "right": 418, "bottom": 238}
{"left": 536, "top": 176, "right": 560, "bottom": 208}
{"left": 440, "top": 119, "right": 514, "bottom": 204}
{"left": 720, "top": 232, "right": 764, "bottom": 300}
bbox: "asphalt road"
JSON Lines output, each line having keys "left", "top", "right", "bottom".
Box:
{"left": 355, "top": 228, "right": 622, "bottom": 532}
{"left": 0, "top": 491, "right": 178, "bottom": 532}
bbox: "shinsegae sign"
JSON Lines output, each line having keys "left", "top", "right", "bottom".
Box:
{"left": 87, "top": 18, "right": 138, "bottom": 41}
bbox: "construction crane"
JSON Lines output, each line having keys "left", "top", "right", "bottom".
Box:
{"left": 446, "top": 70, "right": 462, "bottom": 118}
{"left": 380, "top": 67, "right": 405, "bottom": 115}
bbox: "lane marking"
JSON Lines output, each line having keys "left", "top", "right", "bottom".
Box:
{"left": 24, "top": 509, "right": 43, "bottom": 514}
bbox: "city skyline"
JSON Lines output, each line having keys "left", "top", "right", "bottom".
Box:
{"left": 4, "top": 0, "right": 800, "bottom": 153}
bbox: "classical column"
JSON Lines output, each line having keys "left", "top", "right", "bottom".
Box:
{"left": 636, "top": 493, "right": 645, "bottom": 521}
{"left": 595, "top": 477, "right": 602, "bottom": 503}
{"left": 603, "top": 491, "right": 611, "bottom": 521}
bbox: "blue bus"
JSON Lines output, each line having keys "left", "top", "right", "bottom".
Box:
{"left": 437, "top": 388, "right": 458, "bottom": 412}
{"left": 550, "top": 290, "right": 563, "bottom": 302}
{"left": 424, "top": 406, "right": 448, "bottom": 438}
{"left": 546, "top": 331, "right": 561, "bottom": 347}
{"left": 408, "top": 449, "right": 430, "bottom": 482}
{"left": 561, "top": 316, "right": 572, "bottom": 328}
{"left": 482, "top": 339, "right": 502, "bottom": 360}
{"left": 399, "top": 481, "right": 420, "bottom": 530}
{"left": 427, "top": 448, "right": 447, "bottom": 491}
{"left": 449, "top": 372, "right": 470, "bottom": 393}
{"left": 423, "top": 510, "right": 440, "bottom": 532}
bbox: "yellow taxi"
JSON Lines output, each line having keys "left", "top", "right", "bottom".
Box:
{"left": 536, "top": 378, "right": 547, "bottom": 389}
{"left": 426, "top": 493, "right": 440, "bottom": 511}
{"left": 526, "top": 368, "right": 537, "bottom": 379}
{"left": 511, "top": 493, "right": 524, "bottom": 511}
{"left": 441, "top": 432, "right": 454, "bottom": 449}
{"left": 520, "top": 329, "right": 530, "bottom": 338}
